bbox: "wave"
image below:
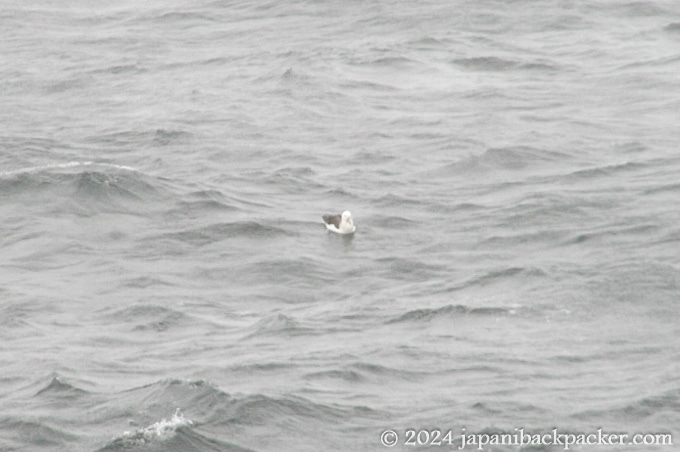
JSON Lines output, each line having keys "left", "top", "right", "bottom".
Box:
{"left": 107, "top": 304, "right": 198, "bottom": 333}
{"left": 0, "top": 162, "right": 172, "bottom": 216}
{"left": 349, "top": 55, "right": 417, "bottom": 68}
{"left": 227, "top": 257, "right": 333, "bottom": 289}
{"left": 452, "top": 56, "right": 558, "bottom": 72}
{"left": 348, "top": 149, "right": 398, "bottom": 165}
{"left": 562, "top": 224, "right": 659, "bottom": 246}
{"left": 160, "top": 221, "right": 289, "bottom": 246}
{"left": 374, "top": 193, "right": 425, "bottom": 208}
{"left": 665, "top": 22, "right": 680, "bottom": 33}
{"left": 0, "top": 161, "right": 136, "bottom": 179}
{"left": 562, "top": 161, "right": 646, "bottom": 181}
{"left": 90, "top": 378, "right": 383, "bottom": 451}
{"left": 225, "top": 394, "right": 350, "bottom": 425}
{"left": 644, "top": 182, "right": 680, "bottom": 195}
{"left": 369, "top": 215, "right": 417, "bottom": 229}
{"left": 575, "top": 387, "right": 680, "bottom": 424}
{"left": 103, "top": 408, "right": 193, "bottom": 449}
{"left": 34, "top": 375, "right": 91, "bottom": 400}
{"left": 387, "top": 304, "right": 511, "bottom": 324}
{"left": 618, "top": 1, "right": 669, "bottom": 17}
{"left": 0, "top": 416, "right": 80, "bottom": 449}
{"left": 405, "top": 35, "right": 454, "bottom": 50}
{"left": 424, "top": 146, "right": 570, "bottom": 179}
{"left": 241, "top": 313, "right": 315, "bottom": 339}
{"left": 374, "top": 257, "right": 447, "bottom": 282}
{"left": 98, "top": 408, "right": 253, "bottom": 452}
{"left": 88, "top": 63, "right": 147, "bottom": 76}
{"left": 303, "top": 369, "right": 366, "bottom": 383}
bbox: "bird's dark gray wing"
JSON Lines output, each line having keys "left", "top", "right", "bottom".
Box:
{"left": 322, "top": 214, "right": 341, "bottom": 229}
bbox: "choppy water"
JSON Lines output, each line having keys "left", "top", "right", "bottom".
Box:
{"left": 2, "top": 1, "right": 680, "bottom": 451}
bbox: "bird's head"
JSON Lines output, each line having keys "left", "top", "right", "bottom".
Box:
{"left": 342, "top": 210, "right": 353, "bottom": 225}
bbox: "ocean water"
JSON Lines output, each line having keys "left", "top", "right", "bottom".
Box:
{"left": 1, "top": 1, "right": 680, "bottom": 451}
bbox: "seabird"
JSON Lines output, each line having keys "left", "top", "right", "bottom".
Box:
{"left": 322, "top": 210, "right": 356, "bottom": 234}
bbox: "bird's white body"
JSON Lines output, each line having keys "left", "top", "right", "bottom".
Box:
{"left": 323, "top": 210, "right": 356, "bottom": 234}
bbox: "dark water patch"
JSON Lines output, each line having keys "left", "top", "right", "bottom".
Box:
{"left": 241, "top": 313, "right": 315, "bottom": 339}
{"left": 266, "top": 165, "right": 316, "bottom": 179}
{"left": 162, "top": 221, "right": 288, "bottom": 246}
{"left": 132, "top": 311, "right": 191, "bottom": 333}
{"left": 170, "top": 189, "right": 239, "bottom": 216}
{"left": 618, "top": 1, "right": 668, "bottom": 17}
{"left": 665, "top": 22, "right": 680, "bottom": 33}
{"left": 387, "top": 304, "right": 510, "bottom": 324}
{"left": 575, "top": 388, "right": 680, "bottom": 423}
{"left": 621, "top": 389, "right": 680, "bottom": 419}
{"left": 232, "top": 257, "right": 332, "bottom": 289}
{"left": 471, "top": 402, "right": 503, "bottom": 416}
{"left": 349, "top": 149, "right": 398, "bottom": 165}
{"left": 225, "top": 394, "right": 343, "bottom": 426}
{"left": 643, "top": 182, "right": 680, "bottom": 195}
{"left": 85, "top": 130, "right": 151, "bottom": 147}
{"left": 261, "top": 165, "right": 319, "bottom": 182}
{"left": 247, "top": 166, "right": 324, "bottom": 193}
{"left": 323, "top": 186, "right": 359, "bottom": 199}
{"left": 562, "top": 224, "right": 659, "bottom": 246}
{"left": 0, "top": 416, "right": 79, "bottom": 448}
{"left": 72, "top": 170, "right": 150, "bottom": 205}
{"left": 370, "top": 215, "right": 417, "bottom": 229}
{"left": 0, "top": 163, "right": 171, "bottom": 216}
{"left": 152, "top": 129, "right": 192, "bottom": 147}
{"left": 111, "top": 380, "right": 232, "bottom": 425}
{"left": 466, "top": 266, "right": 546, "bottom": 287}
{"left": 350, "top": 362, "right": 425, "bottom": 382}
{"left": 106, "top": 304, "right": 200, "bottom": 333}
{"left": 452, "top": 56, "right": 557, "bottom": 72}
{"left": 476, "top": 146, "right": 569, "bottom": 170}
{"left": 374, "top": 193, "right": 424, "bottom": 208}
{"left": 562, "top": 161, "right": 646, "bottom": 182}
{"left": 44, "top": 75, "right": 94, "bottom": 94}
{"left": 199, "top": 56, "right": 231, "bottom": 66}
{"left": 34, "top": 375, "right": 90, "bottom": 400}
{"left": 154, "top": 10, "right": 219, "bottom": 24}
{"left": 425, "top": 201, "right": 487, "bottom": 215}
{"left": 339, "top": 78, "right": 398, "bottom": 92}
{"left": 278, "top": 67, "right": 316, "bottom": 86}
{"left": 349, "top": 55, "right": 417, "bottom": 68}
{"left": 0, "top": 136, "right": 65, "bottom": 154}
{"left": 89, "top": 63, "right": 146, "bottom": 76}
{"left": 480, "top": 230, "right": 568, "bottom": 248}
{"left": 539, "top": 14, "right": 588, "bottom": 32}
{"left": 431, "top": 146, "right": 569, "bottom": 177}
{"left": 654, "top": 229, "right": 680, "bottom": 245}
{"left": 84, "top": 128, "right": 191, "bottom": 150}
{"left": 406, "top": 35, "right": 454, "bottom": 49}
{"left": 120, "top": 276, "right": 175, "bottom": 289}
{"left": 617, "top": 54, "right": 680, "bottom": 71}
{"left": 616, "top": 141, "right": 648, "bottom": 154}
{"left": 227, "top": 362, "right": 295, "bottom": 375}
{"left": 492, "top": 190, "right": 609, "bottom": 228}
{"left": 375, "top": 257, "right": 447, "bottom": 282}
{"left": 585, "top": 262, "right": 680, "bottom": 306}
{"left": 303, "top": 369, "right": 366, "bottom": 383}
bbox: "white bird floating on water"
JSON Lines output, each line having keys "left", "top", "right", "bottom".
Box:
{"left": 322, "top": 210, "right": 356, "bottom": 235}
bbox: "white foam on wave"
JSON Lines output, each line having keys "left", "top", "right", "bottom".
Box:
{"left": 0, "top": 161, "right": 139, "bottom": 178}
{"left": 120, "top": 408, "right": 193, "bottom": 446}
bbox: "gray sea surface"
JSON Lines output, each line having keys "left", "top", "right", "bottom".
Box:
{"left": 1, "top": 1, "right": 680, "bottom": 451}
